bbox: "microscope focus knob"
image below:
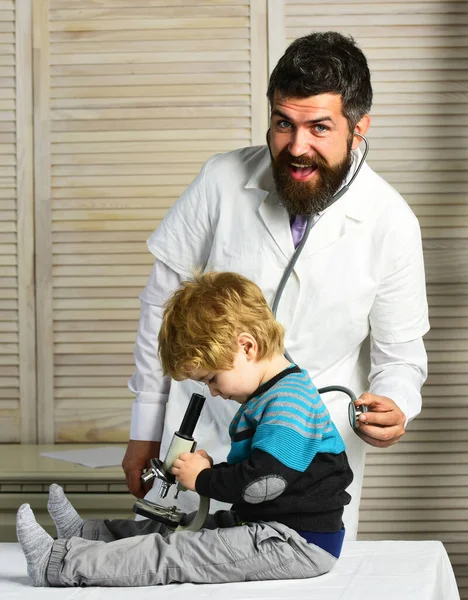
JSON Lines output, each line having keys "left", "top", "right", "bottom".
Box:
{"left": 141, "top": 458, "right": 168, "bottom": 484}
{"left": 141, "top": 469, "right": 157, "bottom": 484}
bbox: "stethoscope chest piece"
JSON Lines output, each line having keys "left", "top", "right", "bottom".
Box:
{"left": 318, "top": 386, "right": 367, "bottom": 433}
{"left": 348, "top": 402, "right": 369, "bottom": 431}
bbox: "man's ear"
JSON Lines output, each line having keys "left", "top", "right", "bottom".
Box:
{"left": 238, "top": 333, "right": 258, "bottom": 359}
{"left": 351, "top": 114, "right": 371, "bottom": 150}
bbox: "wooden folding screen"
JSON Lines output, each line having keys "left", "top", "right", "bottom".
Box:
{"left": 0, "top": 0, "right": 35, "bottom": 443}
{"left": 275, "top": 1, "right": 467, "bottom": 595}
{"left": 32, "top": 0, "right": 268, "bottom": 443}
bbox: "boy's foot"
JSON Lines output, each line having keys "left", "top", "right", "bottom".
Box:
{"left": 16, "top": 504, "right": 52, "bottom": 586}
{"left": 47, "top": 483, "right": 84, "bottom": 539}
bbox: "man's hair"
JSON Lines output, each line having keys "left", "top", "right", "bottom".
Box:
{"left": 267, "top": 31, "right": 373, "bottom": 130}
{"left": 158, "top": 271, "right": 285, "bottom": 381}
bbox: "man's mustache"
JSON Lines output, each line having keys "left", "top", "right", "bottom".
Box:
{"left": 275, "top": 151, "right": 328, "bottom": 170}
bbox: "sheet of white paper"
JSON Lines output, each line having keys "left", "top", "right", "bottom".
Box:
{"left": 40, "top": 447, "right": 126, "bottom": 468}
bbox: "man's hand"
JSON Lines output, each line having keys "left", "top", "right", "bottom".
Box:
{"left": 171, "top": 451, "right": 212, "bottom": 491}
{"left": 122, "top": 439, "right": 161, "bottom": 498}
{"left": 194, "top": 449, "right": 214, "bottom": 466}
{"left": 354, "top": 393, "right": 406, "bottom": 448}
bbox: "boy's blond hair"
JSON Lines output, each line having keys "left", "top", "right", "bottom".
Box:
{"left": 158, "top": 271, "right": 285, "bottom": 380}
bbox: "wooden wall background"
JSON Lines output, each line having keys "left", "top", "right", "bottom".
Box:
{"left": 277, "top": 1, "right": 467, "bottom": 596}
{"left": 0, "top": 0, "right": 35, "bottom": 444}
{"left": 0, "top": 0, "right": 466, "bottom": 596}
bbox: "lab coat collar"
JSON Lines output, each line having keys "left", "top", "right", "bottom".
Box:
{"left": 244, "top": 147, "right": 295, "bottom": 258}
{"left": 244, "top": 146, "right": 275, "bottom": 193}
{"left": 244, "top": 146, "right": 370, "bottom": 219}
{"left": 338, "top": 148, "right": 370, "bottom": 222}
{"left": 300, "top": 151, "right": 376, "bottom": 259}
{"left": 306, "top": 148, "right": 371, "bottom": 224}
{"left": 259, "top": 188, "right": 296, "bottom": 258}
{"left": 245, "top": 146, "right": 372, "bottom": 260}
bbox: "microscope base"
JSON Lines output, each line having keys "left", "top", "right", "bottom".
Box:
{"left": 133, "top": 494, "right": 211, "bottom": 532}
{"left": 133, "top": 498, "right": 183, "bottom": 529}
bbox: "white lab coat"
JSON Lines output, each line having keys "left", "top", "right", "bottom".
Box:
{"left": 132, "top": 145, "right": 429, "bottom": 540}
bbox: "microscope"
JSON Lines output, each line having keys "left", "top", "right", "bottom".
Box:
{"left": 133, "top": 392, "right": 210, "bottom": 532}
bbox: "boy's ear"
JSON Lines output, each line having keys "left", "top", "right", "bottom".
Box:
{"left": 238, "top": 333, "right": 257, "bottom": 358}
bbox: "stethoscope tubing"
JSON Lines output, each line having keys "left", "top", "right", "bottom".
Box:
{"left": 267, "top": 133, "right": 370, "bottom": 429}
{"left": 270, "top": 132, "right": 369, "bottom": 334}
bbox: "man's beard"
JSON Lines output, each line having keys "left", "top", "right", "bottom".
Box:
{"left": 271, "top": 146, "right": 353, "bottom": 217}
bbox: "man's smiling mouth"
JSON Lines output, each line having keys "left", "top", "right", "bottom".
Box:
{"left": 288, "top": 163, "right": 317, "bottom": 180}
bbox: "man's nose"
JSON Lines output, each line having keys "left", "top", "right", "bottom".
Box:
{"left": 288, "top": 129, "right": 311, "bottom": 157}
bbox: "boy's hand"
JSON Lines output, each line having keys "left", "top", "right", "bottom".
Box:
{"left": 171, "top": 452, "right": 211, "bottom": 491}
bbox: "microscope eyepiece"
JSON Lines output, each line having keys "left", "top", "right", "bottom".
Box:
{"left": 178, "top": 393, "right": 206, "bottom": 438}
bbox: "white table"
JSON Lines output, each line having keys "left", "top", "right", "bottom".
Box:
{"left": 0, "top": 539, "right": 460, "bottom": 599}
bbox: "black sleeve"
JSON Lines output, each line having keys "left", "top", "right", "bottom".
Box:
{"left": 195, "top": 449, "right": 302, "bottom": 504}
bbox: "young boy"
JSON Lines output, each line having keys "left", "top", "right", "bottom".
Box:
{"left": 17, "top": 271, "right": 353, "bottom": 587}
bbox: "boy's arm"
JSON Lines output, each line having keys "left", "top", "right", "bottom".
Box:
{"left": 196, "top": 391, "right": 336, "bottom": 504}
{"left": 195, "top": 449, "right": 302, "bottom": 504}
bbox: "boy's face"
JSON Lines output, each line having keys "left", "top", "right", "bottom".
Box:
{"left": 192, "top": 347, "right": 261, "bottom": 404}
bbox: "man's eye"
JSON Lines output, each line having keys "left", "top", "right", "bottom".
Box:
{"left": 277, "top": 120, "right": 291, "bottom": 129}
{"left": 315, "top": 124, "right": 328, "bottom": 133}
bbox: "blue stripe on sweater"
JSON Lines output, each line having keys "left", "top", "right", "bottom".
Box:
{"left": 228, "top": 423, "right": 345, "bottom": 471}
{"left": 249, "top": 395, "right": 325, "bottom": 422}
{"left": 253, "top": 424, "right": 345, "bottom": 471}
{"left": 227, "top": 368, "right": 346, "bottom": 471}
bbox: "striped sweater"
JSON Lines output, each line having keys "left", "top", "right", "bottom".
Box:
{"left": 196, "top": 365, "right": 353, "bottom": 532}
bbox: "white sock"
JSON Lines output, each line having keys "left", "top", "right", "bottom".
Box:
{"left": 47, "top": 483, "right": 84, "bottom": 539}
{"left": 16, "top": 504, "right": 52, "bottom": 587}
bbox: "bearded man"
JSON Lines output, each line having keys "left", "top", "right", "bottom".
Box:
{"left": 122, "top": 31, "right": 429, "bottom": 540}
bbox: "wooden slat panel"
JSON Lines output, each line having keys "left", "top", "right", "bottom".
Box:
{"left": 55, "top": 353, "right": 134, "bottom": 365}
{"left": 31, "top": 2, "right": 268, "bottom": 446}
{"left": 281, "top": 1, "right": 466, "bottom": 594}
{"left": 50, "top": 27, "right": 250, "bottom": 44}
{"left": 0, "top": 0, "right": 35, "bottom": 442}
{"left": 51, "top": 0, "right": 250, "bottom": 6}
{"left": 51, "top": 39, "right": 251, "bottom": 54}
{"left": 49, "top": 18, "right": 250, "bottom": 33}
{"left": 286, "top": 13, "right": 468, "bottom": 27}
{"left": 33, "top": 0, "right": 54, "bottom": 443}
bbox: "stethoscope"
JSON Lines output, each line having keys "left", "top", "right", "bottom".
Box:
{"left": 266, "top": 129, "right": 370, "bottom": 431}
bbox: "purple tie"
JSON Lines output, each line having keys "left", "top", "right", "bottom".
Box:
{"left": 290, "top": 214, "right": 308, "bottom": 248}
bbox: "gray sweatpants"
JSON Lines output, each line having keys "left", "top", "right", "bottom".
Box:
{"left": 46, "top": 510, "right": 337, "bottom": 587}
